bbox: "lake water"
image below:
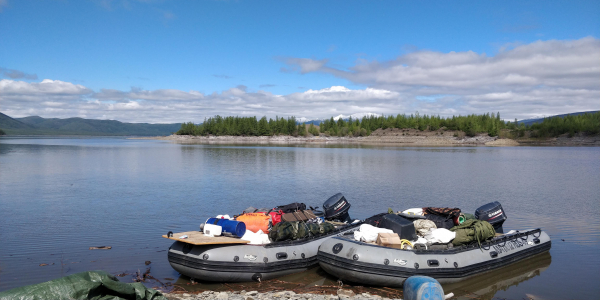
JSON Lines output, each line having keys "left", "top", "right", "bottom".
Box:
{"left": 0, "top": 137, "right": 598, "bottom": 299}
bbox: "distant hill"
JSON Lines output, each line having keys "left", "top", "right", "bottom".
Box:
{"left": 518, "top": 110, "right": 600, "bottom": 126}
{"left": 0, "top": 112, "right": 181, "bottom": 136}
{"left": 0, "top": 112, "right": 35, "bottom": 130}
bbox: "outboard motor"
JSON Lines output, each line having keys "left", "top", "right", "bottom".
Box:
{"left": 475, "top": 201, "right": 507, "bottom": 233}
{"left": 323, "top": 193, "right": 352, "bottom": 223}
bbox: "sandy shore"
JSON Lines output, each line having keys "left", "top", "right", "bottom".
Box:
{"left": 138, "top": 128, "right": 599, "bottom": 147}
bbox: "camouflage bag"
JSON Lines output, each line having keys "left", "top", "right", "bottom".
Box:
{"left": 269, "top": 221, "right": 338, "bottom": 242}
{"left": 320, "top": 222, "right": 336, "bottom": 234}
{"left": 297, "top": 222, "right": 321, "bottom": 238}
{"left": 268, "top": 221, "right": 296, "bottom": 242}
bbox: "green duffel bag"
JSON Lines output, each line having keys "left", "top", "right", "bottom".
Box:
{"left": 269, "top": 221, "right": 297, "bottom": 242}
{"left": 320, "top": 222, "right": 336, "bottom": 234}
{"left": 297, "top": 222, "right": 321, "bottom": 238}
{"left": 269, "top": 221, "right": 337, "bottom": 242}
{"left": 450, "top": 219, "right": 496, "bottom": 247}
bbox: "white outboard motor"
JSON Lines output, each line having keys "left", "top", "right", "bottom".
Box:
{"left": 323, "top": 193, "right": 352, "bottom": 223}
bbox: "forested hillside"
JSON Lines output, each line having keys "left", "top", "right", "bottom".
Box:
{"left": 177, "top": 111, "right": 600, "bottom": 138}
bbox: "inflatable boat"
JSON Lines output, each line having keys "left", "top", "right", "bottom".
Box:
{"left": 317, "top": 228, "right": 551, "bottom": 286}
{"left": 168, "top": 193, "right": 360, "bottom": 283}
{"left": 168, "top": 223, "right": 360, "bottom": 282}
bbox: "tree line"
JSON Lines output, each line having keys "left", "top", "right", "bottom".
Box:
{"left": 319, "top": 112, "right": 506, "bottom": 137}
{"left": 176, "top": 111, "right": 599, "bottom": 138}
{"left": 177, "top": 116, "right": 301, "bottom": 136}
{"left": 522, "top": 111, "right": 599, "bottom": 138}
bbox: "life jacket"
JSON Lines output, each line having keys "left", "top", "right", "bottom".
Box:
{"left": 236, "top": 213, "right": 271, "bottom": 233}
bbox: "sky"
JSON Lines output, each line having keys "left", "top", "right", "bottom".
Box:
{"left": 1, "top": 0, "right": 599, "bottom": 124}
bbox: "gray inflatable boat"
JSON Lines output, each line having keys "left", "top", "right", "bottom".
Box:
{"left": 169, "top": 193, "right": 359, "bottom": 283}
{"left": 168, "top": 223, "right": 360, "bottom": 282}
{"left": 318, "top": 228, "right": 551, "bottom": 286}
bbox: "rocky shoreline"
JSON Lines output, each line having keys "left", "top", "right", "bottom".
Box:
{"left": 138, "top": 128, "right": 599, "bottom": 147}
{"left": 163, "top": 290, "right": 406, "bottom": 300}
{"left": 141, "top": 132, "right": 517, "bottom": 147}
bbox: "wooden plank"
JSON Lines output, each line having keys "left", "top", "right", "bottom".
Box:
{"left": 162, "top": 231, "right": 250, "bottom": 245}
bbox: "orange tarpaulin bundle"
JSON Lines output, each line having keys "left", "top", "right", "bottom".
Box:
{"left": 236, "top": 213, "right": 271, "bottom": 233}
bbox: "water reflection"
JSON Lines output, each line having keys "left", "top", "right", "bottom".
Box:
{"left": 1, "top": 138, "right": 598, "bottom": 299}
{"left": 168, "top": 252, "right": 551, "bottom": 300}
{"left": 444, "top": 252, "right": 551, "bottom": 300}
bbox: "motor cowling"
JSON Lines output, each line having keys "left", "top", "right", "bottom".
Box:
{"left": 323, "top": 193, "right": 352, "bottom": 223}
{"left": 475, "top": 201, "right": 507, "bottom": 233}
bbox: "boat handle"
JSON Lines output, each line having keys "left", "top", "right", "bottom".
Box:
{"left": 427, "top": 260, "right": 439, "bottom": 267}
{"left": 167, "top": 231, "right": 173, "bottom": 238}
{"left": 533, "top": 238, "right": 540, "bottom": 244}
{"left": 276, "top": 252, "right": 288, "bottom": 260}
{"left": 490, "top": 251, "right": 498, "bottom": 258}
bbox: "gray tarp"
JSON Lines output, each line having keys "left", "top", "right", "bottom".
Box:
{"left": 0, "top": 271, "right": 167, "bottom": 300}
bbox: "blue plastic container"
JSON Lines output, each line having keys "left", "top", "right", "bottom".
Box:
{"left": 403, "top": 276, "right": 444, "bottom": 300}
{"left": 206, "top": 218, "right": 246, "bottom": 238}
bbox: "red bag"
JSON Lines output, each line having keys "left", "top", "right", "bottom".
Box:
{"left": 269, "top": 210, "right": 283, "bottom": 226}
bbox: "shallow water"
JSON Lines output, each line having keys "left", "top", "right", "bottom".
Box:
{"left": 0, "top": 137, "right": 598, "bottom": 299}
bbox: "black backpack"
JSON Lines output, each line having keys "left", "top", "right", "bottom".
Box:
{"left": 276, "top": 202, "right": 307, "bottom": 213}
{"left": 424, "top": 214, "right": 455, "bottom": 230}
{"left": 363, "top": 213, "right": 389, "bottom": 227}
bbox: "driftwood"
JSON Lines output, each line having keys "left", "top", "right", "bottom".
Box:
{"left": 89, "top": 246, "right": 112, "bottom": 250}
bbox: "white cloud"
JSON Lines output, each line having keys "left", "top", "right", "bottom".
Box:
{"left": 0, "top": 78, "right": 403, "bottom": 123}
{"left": 291, "top": 86, "right": 399, "bottom": 101}
{"left": 0, "top": 79, "right": 90, "bottom": 95}
{"left": 290, "top": 37, "right": 600, "bottom": 94}
{"left": 281, "top": 37, "right": 600, "bottom": 120}
{"left": 1, "top": 38, "right": 599, "bottom": 123}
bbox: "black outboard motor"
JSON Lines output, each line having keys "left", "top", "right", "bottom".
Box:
{"left": 475, "top": 201, "right": 507, "bottom": 233}
{"left": 323, "top": 193, "right": 352, "bottom": 223}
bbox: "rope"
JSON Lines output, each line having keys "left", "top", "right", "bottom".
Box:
{"left": 399, "top": 239, "right": 413, "bottom": 249}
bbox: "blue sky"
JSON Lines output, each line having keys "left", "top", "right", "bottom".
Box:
{"left": 1, "top": 0, "right": 599, "bottom": 123}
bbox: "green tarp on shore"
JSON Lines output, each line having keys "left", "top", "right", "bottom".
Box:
{"left": 0, "top": 271, "right": 167, "bottom": 300}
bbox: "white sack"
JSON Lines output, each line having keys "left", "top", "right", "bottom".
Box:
{"left": 424, "top": 228, "right": 456, "bottom": 244}
{"left": 402, "top": 208, "right": 424, "bottom": 216}
{"left": 415, "top": 236, "right": 428, "bottom": 244}
{"left": 354, "top": 224, "right": 393, "bottom": 243}
{"left": 241, "top": 229, "right": 271, "bottom": 245}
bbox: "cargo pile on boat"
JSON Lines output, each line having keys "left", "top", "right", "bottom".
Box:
{"left": 352, "top": 201, "right": 507, "bottom": 251}
{"left": 317, "top": 202, "right": 551, "bottom": 286}
{"left": 195, "top": 193, "right": 358, "bottom": 245}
